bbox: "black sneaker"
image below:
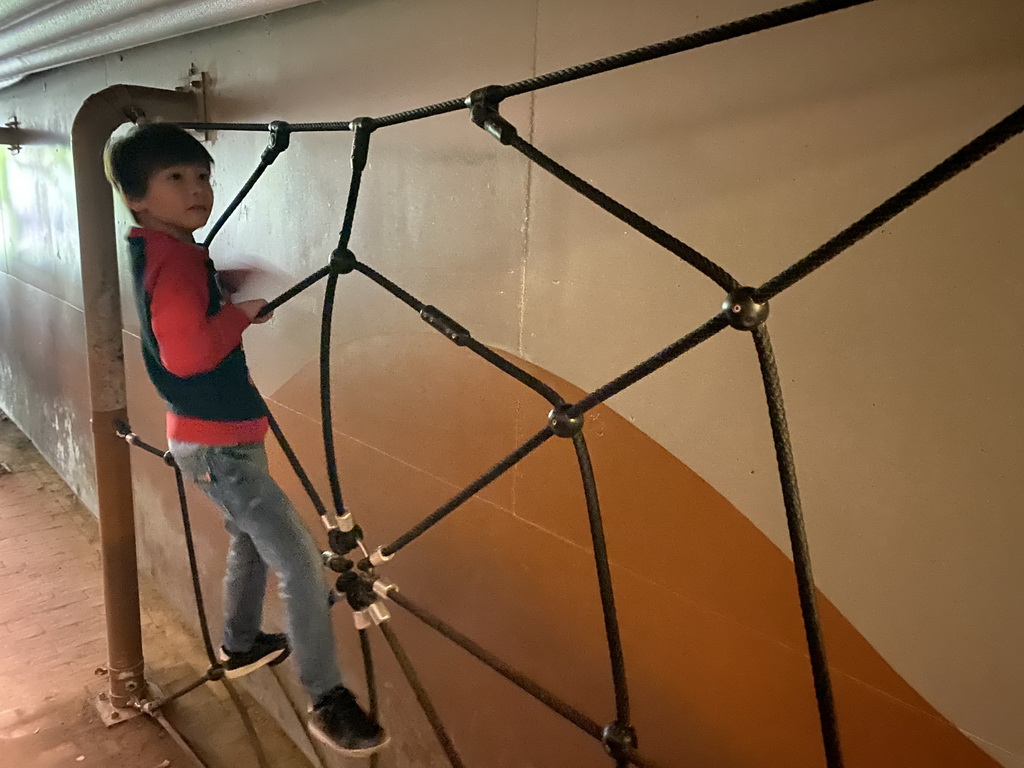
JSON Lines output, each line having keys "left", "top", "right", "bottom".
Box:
{"left": 219, "top": 632, "right": 290, "bottom": 678}
{"left": 308, "top": 686, "right": 389, "bottom": 757}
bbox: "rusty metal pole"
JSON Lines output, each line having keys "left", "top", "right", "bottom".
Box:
{"left": 71, "top": 85, "right": 199, "bottom": 707}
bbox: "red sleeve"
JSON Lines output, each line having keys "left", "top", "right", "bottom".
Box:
{"left": 147, "top": 246, "right": 252, "bottom": 378}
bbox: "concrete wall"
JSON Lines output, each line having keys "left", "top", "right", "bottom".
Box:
{"left": 2, "top": 1, "right": 1022, "bottom": 766}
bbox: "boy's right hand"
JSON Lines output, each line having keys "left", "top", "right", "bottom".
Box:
{"left": 236, "top": 299, "right": 273, "bottom": 324}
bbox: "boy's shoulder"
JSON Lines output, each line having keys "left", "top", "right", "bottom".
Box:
{"left": 129, "top": 229, "right": 209, "bottom": 293}
{"left": 129, "top": 227, "right": 206, "bottom": 261}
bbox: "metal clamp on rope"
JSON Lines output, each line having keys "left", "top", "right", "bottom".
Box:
{"left": 372, "top": 577, "right": 397, "bottom": 599}
{"left": 353, "top": 601, "right": 391, "bottom": 630}
{"left": 420, "top": 305, "right": 470, "bottom": 346}
{"left": 261, "top": 120, "right": 291, "bottom": 165}
{"left": 329, "top": 247, "right": 357, "bottom": 275}
{"left": 139, "top": 698, "right": 160, "bottom": 716}
{"left": 337, "top": 510, "right": 356, "bottom": 532}
{"left": 348, "top": 117, "right": 376, "bottom": 173}
{"left": 113, "top": 421, "right": 176, "bottom": 465}
{"left": 721, "top": 286, "right": 769, "bottom": 331}
{"left": 547, "top": 404, "right": 584, "bottom": 438}
{"left": 601, "top": 722, "right": 638, "bottom": 761}
{"left": 206, "top": 664, "right": 226, "bottom": 682}
{"left": 334, "top": 569, "right": 377, "bottom": 611}
{"left": 328, "top": 511, "right": 364, "bottom": 555}
{"left": 367, "top": 546, "right": 393, "bottom": 568}
{"left": 466, "top": 85, "right": 518, "bottom": 145}
{"left": 322, "top": 551, "right": 353, "bottom": 573}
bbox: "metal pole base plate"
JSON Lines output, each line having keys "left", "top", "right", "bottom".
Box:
{"left": 91, "top": 680, "right": 165, "bottom": 727}
{"left": 92, "top": 689, "right": 144, "bottom": 728}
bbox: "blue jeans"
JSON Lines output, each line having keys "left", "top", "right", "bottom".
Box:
{"left": 169, "top": 439, "right": 343, "bottom": 702}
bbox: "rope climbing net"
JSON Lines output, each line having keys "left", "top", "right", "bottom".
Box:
{"left": 115, "top": 1, "right": 1024, "bottom": 766}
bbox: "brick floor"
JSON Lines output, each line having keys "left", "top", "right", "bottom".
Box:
{"left": 0, "top": 414, "right": 184, "bottom": 768}
{"left": 0, "top": 412, "right": 317, "bottom": 768}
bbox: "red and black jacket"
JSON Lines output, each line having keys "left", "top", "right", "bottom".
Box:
{"left": 128, "top": 227, "right": 268, "bottom": 445}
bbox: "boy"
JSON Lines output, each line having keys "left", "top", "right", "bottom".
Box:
{"left": 105, "top": 122, "right": 387, "bottom": 757}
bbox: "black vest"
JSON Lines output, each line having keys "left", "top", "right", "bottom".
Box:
{"left": 129, "top": 235, "right": 265, "bottom": 422}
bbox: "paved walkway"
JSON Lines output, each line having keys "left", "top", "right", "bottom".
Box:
{"left": 0, "top": 411, "right": 315, "bottom": 768}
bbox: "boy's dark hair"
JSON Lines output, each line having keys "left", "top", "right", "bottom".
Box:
{"left": 105, "top": 122, "right": 213, "bottom": 200}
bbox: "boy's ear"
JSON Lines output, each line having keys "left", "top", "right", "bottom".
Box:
{"left": 125, "top": 196, "right": 147, "bottom": 214}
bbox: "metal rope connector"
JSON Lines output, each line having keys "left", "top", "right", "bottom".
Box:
{"left": 547, "top": 404, "right": 584, "bottom": 438}
{"left": 353, "top": 601, "right": 391, "bottom": 630}
{"left": 334, "top": 570, "right": 396, "bottom": 630}
{"left": 328, "top": 513, "right": 364, "bottom": 555}
{"left": 206, "top": 665, "right": 226, "bottom": 682}
{"left": 367, "top": 546, "right": 393, "bottom": 568}
{"left": 261, "top": 120, "right": 291, "bottom": 165}
{"left": 322, "top": 551, "right": 353, "bottom": 573}
{"left": 372, "top": 577, "right": 397, "bottom": 599}
{"left": 722, "top": 286, "right": 769, "bottom": 330}
{"left": 334, "top": 569, "right": 378, "bottom": 611}
{"left": 114, "top": 422, "right": 177, "bottom": 466}
{"left": 139, "top": 698, "right": 160, "bottom": 716}
{"left": 420, "top": 305, "right": 470, "bottom": 346}
{"left": 466, "top": 85, "right": 518, "bottom": 145}
{"left": 601, "top": 721, "right": 638, "bottom": 761}
{"left": 348, "top": 116, "right": 375, "bottom": 173}
{"left": 329, "top": 247, "right": 357, "bottom": 275}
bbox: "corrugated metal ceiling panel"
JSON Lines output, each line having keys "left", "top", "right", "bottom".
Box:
{"left": 0, "top": 0, "right": 321, "bottom": 88}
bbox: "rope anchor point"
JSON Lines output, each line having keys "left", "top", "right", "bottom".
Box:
{"left": 601, "top": 721, "right": 638, "bottom": 761}
{"left": 722, "top": 286, "right": 770, "bottom": 330}
{"left": 548, "top": 404, "right": 584, "bottom": 438}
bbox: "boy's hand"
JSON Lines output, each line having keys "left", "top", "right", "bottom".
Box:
{"left": 236, "top": 299, "right": 273, "bottom": 324}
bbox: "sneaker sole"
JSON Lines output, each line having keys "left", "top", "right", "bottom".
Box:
{"left": 218, "top": 647, "right": 288, "bottom": 679}
{"left": 307, "top": 720, "right": 391, "bottom": 758}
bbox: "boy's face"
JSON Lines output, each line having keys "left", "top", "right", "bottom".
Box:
{"left": 127, "top": 163, "right": 213, "bottom": 240}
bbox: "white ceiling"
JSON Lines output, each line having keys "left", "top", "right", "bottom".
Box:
{"left": 0, "top": 0, "right": 321, "bottom": 88}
